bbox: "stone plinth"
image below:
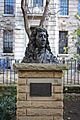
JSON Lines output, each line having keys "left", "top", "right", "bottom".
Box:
{"left": 14, "top": 63, "right": 67, "bottom": 120}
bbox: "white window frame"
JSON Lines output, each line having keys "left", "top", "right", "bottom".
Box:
{"left": 4, "top": 0, "right": 14, "bottom": 15}
{"left": 59, "top": 0, "right": 69, "bottom": 17}
{"left": 27, "top": 0, "right": 46, "bottom": 14}
{"left": 3, "top": 30, "right": 13, "bottom": 53}
{"left": 28, "top": 0, "right": 46, "bottom": 7}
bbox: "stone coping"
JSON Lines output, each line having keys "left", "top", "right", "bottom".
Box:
{"left": 13, "top": 63, "right": 68, "bottom": 71}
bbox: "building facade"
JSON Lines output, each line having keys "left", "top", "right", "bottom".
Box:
{"left": 58, "top": 0, "right": 80, "bottom": 59}
{"left": 0, "top": 0, "right": 80, "bottom": 61}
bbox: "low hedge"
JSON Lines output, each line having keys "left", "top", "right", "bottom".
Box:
{"left": 64, "top": 86, "right": 80, "bottom": 93}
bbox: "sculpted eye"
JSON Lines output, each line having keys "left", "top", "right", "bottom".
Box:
{"left": 38, "top": 34, "right": 47, "bottom": 38}
{"left": 38, "top": 34, "right": 42, "bottom": 37}
{"left": 44, "top": 35, "right": 47, "bottom": 38}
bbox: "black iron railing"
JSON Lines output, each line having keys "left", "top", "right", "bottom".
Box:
{"left": 0, "top": 58, "right": 80, "bottom": 85}
{"left": 0, "top": 58, "right": 20, "bottom": 84}
{"left": 60, "top": 58, "right": 80, "bottom": 86}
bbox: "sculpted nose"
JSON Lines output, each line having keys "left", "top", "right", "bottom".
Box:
{"left": 42, "top": 35, "right": 45, "bottom": 40}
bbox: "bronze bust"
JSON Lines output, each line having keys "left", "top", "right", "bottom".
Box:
{"left": 22, "top": 27, "right": 59, "bottom": 63}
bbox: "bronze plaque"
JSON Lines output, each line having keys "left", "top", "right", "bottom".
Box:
{"left": 30, "top": 83, "right": 52, "bottom": 97}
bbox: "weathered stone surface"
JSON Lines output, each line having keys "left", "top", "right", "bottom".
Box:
{"left": 53, "top": 94, "right": 63, "bottom": 101}
{"left": 18, "top": 71, "right": 54, "bottom": 78}
{"left": 17, "top": 108, "right": 26, "bottom": 116}
{"left": 27, "top": 108, "right": 63, "bottom": 116}
{"left": 17, "top": 93, "right": 26, "bottom": 101}
{"left": 17, "top": 116, "right": 54, "bottom": 120}
{"left": 53, "top": 86, "right": 63, "bottom": 93}
{"left": 53, "top": 71, "right": 63, "bottom": 78}
{"left": 27, "top": 93, "right": 53, "bottom": 101}
{"left": 27, "top": 78, "right": 56, "bottom": 84}
{"left": 17, "top": 86, "right": 26, "bottom": 93}
{"left": 17, "top": 101, "right": 63, "bottom": 109}
{"left": 52, "top": 79, "right": 63, "bottom": 85}
{"left": 14, "top": 63, "right": 67, "bottom": 71}
{"left": 18, "top": 78, "right": 27, "bottom": 85}
{"left": 54, "top": 116, "right": 63, "bottom": 120}
{"left": 17, "top": 85, "right": 29, "bottom": 93}
{"left": 27, "top": 93, "right": 63, "bottom": 101}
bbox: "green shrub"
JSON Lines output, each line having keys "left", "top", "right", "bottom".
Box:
{"left": 0, "top": 86, "right": 16, "bottom": 120}
{"left": 64, "top": 86, "right": 80, "bottom": 93}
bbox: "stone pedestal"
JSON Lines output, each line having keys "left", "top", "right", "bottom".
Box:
{"left": 14, "top": 63, "right": 67, "bottom": 120}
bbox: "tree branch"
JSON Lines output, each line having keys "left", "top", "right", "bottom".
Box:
{"left": 21, "top": 0, "right": 31, "bottom": 39}
{"left": 39, "top": 0, "right": 50, "bottom": 27}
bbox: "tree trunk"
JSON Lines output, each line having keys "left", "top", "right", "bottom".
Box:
{"left": 21, "top": 0, "right": 50, "bottom": 39}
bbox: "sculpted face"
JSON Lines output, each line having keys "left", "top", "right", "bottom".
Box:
{"left": 22, "top": 27, "right": 59, "bottom": 63}
{"left": 36, "top": 31, "right": 47, "bottom": 48}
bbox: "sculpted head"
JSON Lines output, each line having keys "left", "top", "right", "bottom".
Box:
{"left": 31, "top": 27, "right": 51, "bottom": 52}
{"left": 22, "top": 27, "right": 59, "bottom": 63}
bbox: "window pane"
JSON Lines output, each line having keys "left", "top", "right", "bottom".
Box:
{"left": 33, "top": 0, "right": 43, "bottom": 7}
{"left": 59, "top": 31, "right": 68, "bottom": 54}
{"left": 60, "top": 0, "right": 68, "bottom": 15}
{"left": 78, "top": 0, "right": 80, "bottom": 15}
{"left": 3, "top": 31, "right": 13, "bottom": 53}
{"left": 4, "top": 0, "right": 14, "bottom": 14}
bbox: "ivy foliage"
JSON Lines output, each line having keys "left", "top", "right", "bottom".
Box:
{"left": 76, "top": 29, "right": 80, "bottom": 36}
{"left": 63, "top": 28, "right": 80, "bottom": 55}
{"left": 0, "top": 86, "right": 16, "bottom": 120}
